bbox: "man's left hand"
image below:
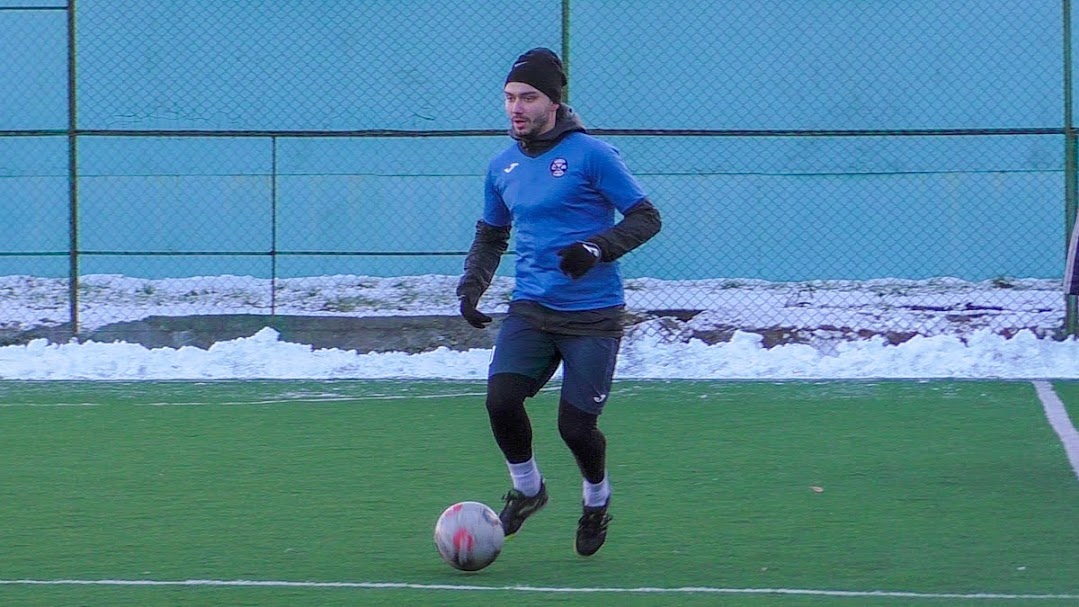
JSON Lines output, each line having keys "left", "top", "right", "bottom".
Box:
{"left": 557, "top": 241, "right": 602, "bottom": 279}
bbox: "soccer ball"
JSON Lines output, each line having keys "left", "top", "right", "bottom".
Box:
{"left": 433, "top": 501, "right": 505, "bottom": 571}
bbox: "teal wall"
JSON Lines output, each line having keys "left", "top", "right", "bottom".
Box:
{"left": 0, "top": 1, "right": 1068, "bottom": 281}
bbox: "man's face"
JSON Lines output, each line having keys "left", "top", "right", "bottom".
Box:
{"left": 504, "top": 82, "right": 558, "bottom": 138}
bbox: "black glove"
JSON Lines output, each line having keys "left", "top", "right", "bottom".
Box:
{"left": 557, "top": 241, "right": 602, "bottom": 279}
{"left": 459, "top": 295, "right": 493, "bottom": 329}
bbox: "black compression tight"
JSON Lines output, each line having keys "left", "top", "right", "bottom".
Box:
{"left": 557, "top": 397, "right": 607, "bottom": 484}
{"left": 485, "top": 373, "right": 536, "bottom": 464}
{"left": 486, "top": 373, "right": 607, "bottom": 484}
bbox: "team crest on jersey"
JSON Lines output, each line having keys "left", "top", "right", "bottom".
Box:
{"left": 549, "top": 158, "right": 568, "bottom": 177}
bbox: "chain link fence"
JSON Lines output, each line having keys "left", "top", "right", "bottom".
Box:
{"left": 0, "top": 1, "right": 1072, "bottom": 347}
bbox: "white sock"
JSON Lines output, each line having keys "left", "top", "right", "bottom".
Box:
{"left": 583, "top": 473, "right": 611, "bottom": 507}
{"left": 507, "top": 458, "right": 542, "bottom": 497}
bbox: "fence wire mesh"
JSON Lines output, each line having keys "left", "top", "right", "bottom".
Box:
{"left": 0, "top": 1, "right": 1072, "bottom": 347}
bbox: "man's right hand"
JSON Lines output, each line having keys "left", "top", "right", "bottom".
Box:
{"left": 459, "top": 296, "right": 493, "bottom": 329}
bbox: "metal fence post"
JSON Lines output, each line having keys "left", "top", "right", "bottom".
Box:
{"left": 561, "top": 0, "right": 570, "bottom": 104}
{"left": 271, "top": 135, "right": 279, "bottom": 316}
{"left": 67, "top": 0, "right": 80, "bottom": 337}
{"left": 1065, "top": 0, "right": 1078, "bottom": 336}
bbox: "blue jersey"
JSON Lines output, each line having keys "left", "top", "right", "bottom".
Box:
{"left": 483, "top": 132, "right": 647, "bottom": 311}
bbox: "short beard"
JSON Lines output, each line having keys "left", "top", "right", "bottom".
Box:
{"left": 515, "top": 113, "right": 552, "bottom": 140}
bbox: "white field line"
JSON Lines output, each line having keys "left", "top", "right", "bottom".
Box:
{"left": 138, "top": 391, "right": 491, "bottom": 406}
{"left": 0, "top": 391, "right": 489, "bottom": 408}
{"left": 1032, "top": 381, "right": 1079, "bottom": 483}
{"left": 0, "top": 402, "right": 100, "bottom": 408}
{"left": 0, "top": 386, "right": 564, "bottom": 408}
{"left": 0, "top": 579, "right": 1077, "bottom": 600}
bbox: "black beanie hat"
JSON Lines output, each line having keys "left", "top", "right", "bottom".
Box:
{"left": 505, "top": 47, "right": 567, "bottom": 104}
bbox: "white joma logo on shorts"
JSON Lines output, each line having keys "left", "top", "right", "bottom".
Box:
{"left": 593, "top": 394, "right": 607, "bottom": 403}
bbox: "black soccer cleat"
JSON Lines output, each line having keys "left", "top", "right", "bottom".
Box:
{"left": 575, "top": 500, "right": 612, "bottom": 556}
{"left": 498, "top": 481, "right": 549, "bottom": 536}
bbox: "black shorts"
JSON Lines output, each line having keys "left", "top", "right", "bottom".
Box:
{"left": 489, "top": 313, "right": 621, "bottom": 415}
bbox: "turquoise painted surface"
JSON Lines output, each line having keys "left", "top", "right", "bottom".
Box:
{"left": 74, "top": 0, "right": 561, "bottom": 131}
{"left": 0, "top": 1, "right": 1068, "bottom": 280}
{"left": 0, "top": 1, "right": 66, "bottom": 6}
{"left": 0, "top": 138, "right": 68, "bottom": 252}
{"left": 572, "top": 0, "right": 1061, "bottom": 130}
{"left": 0, "top": 10, "right": 66, "bottom": 130}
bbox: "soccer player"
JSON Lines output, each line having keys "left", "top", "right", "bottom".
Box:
{"left": 456, "top": 48, "right": 662, "bottom": 556}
